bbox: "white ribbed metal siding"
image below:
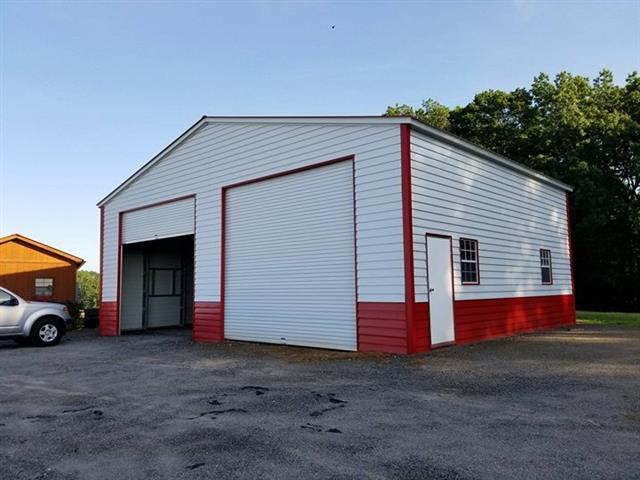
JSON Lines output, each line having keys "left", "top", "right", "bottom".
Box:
{"left": 410, "top": 129, "right": 572, "bottom": 302}
{"left": 225, "top": 161, "right": 356, "bottom": 350}
{"left": 100, "top": 123, "right": 404, "bottom": 304}
{"left": 121, "top": 198, "right": 195, "bottom": 244}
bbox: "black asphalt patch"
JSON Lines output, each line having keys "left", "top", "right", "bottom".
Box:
{"left": 0, "top": 325, "right": 638, "bottom": 479}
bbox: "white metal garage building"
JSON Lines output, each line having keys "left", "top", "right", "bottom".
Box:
{"left": 98, "top": 116, "right": 575, "bottom": 354}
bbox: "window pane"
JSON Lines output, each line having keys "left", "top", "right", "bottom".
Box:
{"left": 540, "top": 250, "right": 550, "bottom": 267}
{"left": 34, "top": 278, "right": 53, "bottom": 296}
{"left": 152, "top": 270, "right": 174, "bottom": 295}
{"left": 460, "top": 239, "right": 479, "bottom": 284}
{"left": 540, "top": 250, "right": 552, "bottom": 283}
{"left": 461, "top": 261, "right": 477, "bottom": 283}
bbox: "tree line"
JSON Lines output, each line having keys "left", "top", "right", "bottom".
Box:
{"left": 387, "top": 70, "right": 639, "bottom": 312}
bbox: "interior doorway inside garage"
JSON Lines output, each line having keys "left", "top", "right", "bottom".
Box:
{"left": 119, "top": 235, "right": 194, "bottom": 332}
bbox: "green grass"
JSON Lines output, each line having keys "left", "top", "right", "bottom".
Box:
{"left": 577, "top": 311, "right": 640, "bottom": 327}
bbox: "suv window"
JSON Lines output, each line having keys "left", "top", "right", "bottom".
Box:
{"left": 0, "top": 290, "right": 16, "bottom": 306}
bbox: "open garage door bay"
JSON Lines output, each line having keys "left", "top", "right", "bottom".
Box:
{"left": 119, "top": 197, "right": 195, "bottom": 332}
{"left": 224, "top": 160, "right": 357, "bottom": 351}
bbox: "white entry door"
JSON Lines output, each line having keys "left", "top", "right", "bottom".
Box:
{"left": 426, "top": 235, "right": 455, "bottom": 346}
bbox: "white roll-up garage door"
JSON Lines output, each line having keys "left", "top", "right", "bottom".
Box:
{"left": 122, "top": 197, "right": 195, "bottom": 244}
{"left": 225, "top": 161, "right": 357, "bottom": 351}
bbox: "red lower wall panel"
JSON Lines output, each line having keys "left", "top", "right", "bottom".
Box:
{"left": 193, "top": 302, "right": 223, "bottom": 343}
{"left": 357, "top": 302, "right": 408, "bottom": 354}
{"left": 100, "top": 295, "right": 574, "bottom": 352}
{"left": 356, "top": 302, "right": 429, "bottom": 354}
{"left": 454, "top": 294, "right": 576, "bottom": 344}
{"left": 99, "top": 301, "right": 118, "bottom": 336}
{"left": 356, "top": 295, "right": 573, "bottom": 353}
{"left": 412, "top": 302, "right": 429, "bottom": 352}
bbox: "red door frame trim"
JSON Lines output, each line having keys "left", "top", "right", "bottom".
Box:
{"left": 192, "top": 195, "right": 197, "bottom": 336}
{"left": 118, "top": 194, "right": 197, "bottom": 215}
{"left": 99, "top": 206, "right": 104, "bottom": 307}
{"left": 351, "top": 159, "right": 360, "bottom": 350}
{"left": 222, "top": 155, "right": 356, "bottom": 190}
{"left": 219, "top": 155, "right": 358, "bottom": 348}
{"left": 219, "top": 188, "right": 226, "bottom": 338}
{"left": 424, "top": 232, "right": 457, "bottom": 348}
{"left": 400, "top": 124, "right": 417, "bottom": 353}
{"left": 116, "top": 211, "right": 123, "bottom": 334}
{"left": 115, "top": 194, "right": 197, "bottom": 335}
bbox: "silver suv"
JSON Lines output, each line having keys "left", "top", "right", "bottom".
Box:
{"left": 0, "top": 287, "right": 72, "bottom": 346}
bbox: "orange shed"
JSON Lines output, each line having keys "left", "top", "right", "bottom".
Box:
{"left": 0, "top": 234, "right": 85, "bottom": 303}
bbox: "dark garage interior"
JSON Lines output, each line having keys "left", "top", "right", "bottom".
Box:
{"left": 119, "top": 235, "right": 194, "bottom": 332}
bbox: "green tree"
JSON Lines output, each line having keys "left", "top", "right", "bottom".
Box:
{"left": 77, "top": 270, "right": 99, "bottom": 309}
{"left": 387, "top": 70, "right": 640, "bottom": 311}
{"left": 386, "top": 98, "right": 451, "bottom": 130}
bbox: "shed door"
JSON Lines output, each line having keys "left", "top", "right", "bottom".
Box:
{"left": 122, "top": 197, "right": 195, "bottom": 244}
{"left": 224, "top": 161, "right": 357, "bottom": 351}
{"left": 426, "top": 235, "right": 455, "bottom": 346}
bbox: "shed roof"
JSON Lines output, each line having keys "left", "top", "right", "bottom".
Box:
{"left": 97, "top": 115, "right": 572, "bottom": 207}
{"left": 0, "top": 234, "right": 85, "bottom": 267}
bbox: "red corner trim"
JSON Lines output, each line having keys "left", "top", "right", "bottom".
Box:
{"left": 565, "top": 193, "right": 575, "bottom": 296}
{"left": 99, "top": 206, "right": 104, "bottom": 307}
{"left": 400, "top": 124, "right": 416, "bottom": 353}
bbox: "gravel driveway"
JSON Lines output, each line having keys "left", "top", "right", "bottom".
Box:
{"left": 1, "top": 325, "right": 638, "bottom": 480}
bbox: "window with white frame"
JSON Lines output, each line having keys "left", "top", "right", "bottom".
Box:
{"left": 34, "top": 278, "right": 54, "bottom": 297}
{"left": 540, "top": 249, "right": 553, "bottom": 284}
{"left": 459, "top": 238, "right": 479, "bottom": 284}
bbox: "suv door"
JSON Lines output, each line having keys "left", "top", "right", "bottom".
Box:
{"left": 0, "top": 289, "right": 23, "bottom": 334}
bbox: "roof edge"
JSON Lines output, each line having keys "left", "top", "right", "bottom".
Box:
{"left": 0, "top": 234, "right": 85, "bottom": 267}
{"left": 406, "top": 119, "right": 573, "bottom": 192}
{"left": 97, "top": 116, "right": 209, "bottom": 207}
{"left": 97, "top": 114, "right": 571, "bottom": 206}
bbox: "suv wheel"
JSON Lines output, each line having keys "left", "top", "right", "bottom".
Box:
{"left": 30, "top": 317, "right": 64, "bottom": 347}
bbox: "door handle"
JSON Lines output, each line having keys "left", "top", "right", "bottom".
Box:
{"left": 428, "top": 288, "right": 435, "bottom": 293}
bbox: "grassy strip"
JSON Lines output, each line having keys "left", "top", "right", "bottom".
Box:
{"left": 577, "top": 311, "right": 640, "bottom": 326}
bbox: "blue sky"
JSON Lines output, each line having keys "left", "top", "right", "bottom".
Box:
{"left": 1, "top": 0, "right": 638, "bottom": 271}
